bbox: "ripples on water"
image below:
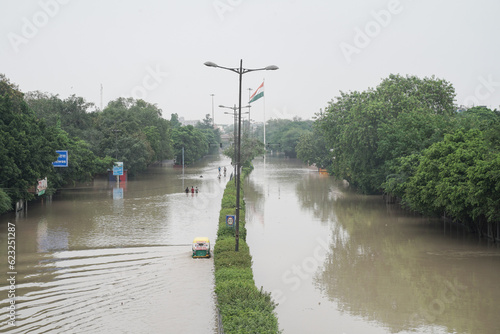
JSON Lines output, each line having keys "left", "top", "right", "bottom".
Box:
{"left": 1, "top": 156, "right": 229, "bottom": 333}
{"left": 1, "top": 246, "right": 215, "bottom": 333}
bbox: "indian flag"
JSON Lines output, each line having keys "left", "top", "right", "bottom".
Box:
{"left": 249, "top": 81, "right": 264, "bottom": 103}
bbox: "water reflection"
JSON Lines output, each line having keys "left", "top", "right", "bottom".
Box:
{"left": 246, "top": 157, "right": 500, "bottom": 334}
{"left": 304, "top": 173, "right": 500, "bottom": 333}
{"left": 0, "top": 156, "right": 229, "bottom": 333}
{"left": 36, "top": 219, "right": 69, "bottom": 253}
{"left": 295, "top": 172, "right": 349, "bottom": 223}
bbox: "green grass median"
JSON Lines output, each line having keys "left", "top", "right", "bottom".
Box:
{"left": 213, "top": 179, "right": 281, "bottom": 334}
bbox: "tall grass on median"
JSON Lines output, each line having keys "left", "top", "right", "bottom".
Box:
{"left": 214, "top": 176, "right": 281, "bottom": 333}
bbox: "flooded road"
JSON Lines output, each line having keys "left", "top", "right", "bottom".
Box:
{"left": 2, "top": 154, "right": 500, "bottom": 334}
{"left": 245, "top": 156, "right": 500, "bottom": 334}
{"left": 0, "top": 155, "right": 231, "bottom": 333}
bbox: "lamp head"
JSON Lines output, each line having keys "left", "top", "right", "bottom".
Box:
{"left": 204, "top": 61, "right": 218, "bottom": 68}
{"left": 265, "top": 65, "right": 279, "bottom": 71}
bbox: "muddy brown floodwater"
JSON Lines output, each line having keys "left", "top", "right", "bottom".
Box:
{"left": 0, "top": 155, "right": 231, "bottom": 333}
{"left": 2, "top": 154, "right": 500, "bottom": 334}
{"left": 245, "top": 156, "right": 500, "bottom": 334}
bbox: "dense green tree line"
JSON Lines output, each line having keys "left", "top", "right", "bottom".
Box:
{"left": 315, "top": 74, "right": 456, "bottom": 193}
{"left": 222, "top": 132, "right": 265, "bottom": 172}
{"left": 296, "top": 125, "right": 332, "bottom": 169}
{"left": 254, "top": 117, "right": 313, "bottom": 157}
{"left": 0, "top": 75, "right": 219, "bottom": 214}
{"left": 0, "top": 75, "right": 58, "bottom": 211}
{"left": 220, "top": 116, "right": 312, "bottom": 162}
{"left": 1, "top": 77, "right": 108, "bottom": 212}
{"left": 299, "top": 74, "right": 499, "bottom": 233}
{"left": 170, "top": 113, "right": 221, "bottom": 165}
{"left": 23, "top": 93, "right": 173, "bottom": 176}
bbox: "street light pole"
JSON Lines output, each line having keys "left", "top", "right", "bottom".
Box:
{"left": 205, "top": 60, "right": 278, "bottom": 251}
{"left": 235, "top": 60, "right": 244, "bottom": 251}
{"left": 210, "top": 94, "right": 215, "bottom": 129}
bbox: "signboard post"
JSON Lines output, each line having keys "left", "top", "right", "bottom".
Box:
{"left": 226, "top": 215, "right": 235, "bottom": 228}
{"left": 53, "top": 150, "right": 68, "bottom": 167}
{"left": 113, "top": 162, "right": 124, "bottom": 184}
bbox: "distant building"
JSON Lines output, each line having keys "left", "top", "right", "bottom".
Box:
{"left": 220, "top": 133, "right": 232, "bottom": 142}
{"left": 179, "top": 117, "right": 198, "bottom": 127}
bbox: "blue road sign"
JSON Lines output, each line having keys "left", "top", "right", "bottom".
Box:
{"left": 113, "top": 166, "right": 123, "bottom": 176}
{"left": 53, "top": 150, "right": 68, "bottom": 167}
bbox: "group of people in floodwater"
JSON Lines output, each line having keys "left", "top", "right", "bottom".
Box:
{"left": 184, "top": 166, "right": 232, "bottom": 194}
{"left": 218, "top": 166, "right": 227, "bottom": 179}
{"left": 185, "top": 186, "right": 198, "bottom": 194}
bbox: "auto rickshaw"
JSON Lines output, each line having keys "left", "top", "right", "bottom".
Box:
{"left": 192, "top": 237, "right": 211, "bottom": 258}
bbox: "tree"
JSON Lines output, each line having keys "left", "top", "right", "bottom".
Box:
{"left": 196, "top": 113, "right": 214, "bottom": 130}
{"left": 95, "top": 98, "right": 173, "bottom": 173}
{"left": 25, "top": 91, "right": 96, "bottom": 141}
{"left": 265, "top": 117, "right": 313, "bottom": 157}
{"left": 172, "top": 125, "right": 209, "bottom": 165}
{"left": 403, "top": 129, "right": 499, "bottom": 232}
{"left": 467, "top": 154, "right": 500, "bottom": 225}
{"left": 0, "top": 189, "right": 11, "bottom": 214}
{"left": 239, "top": 134, "right": 265, "bottom": 167}
{"left": 377, "top": 110, "right": 452, "bottom": 196}
{"left": 196, "top": 114, "right": 221, "bottom": 154}
{"left": 1, "top": 75, "right": 179, "bottom": 212}
{"left": 455, "top": 106, "right": 500, "bottom": 131}
{"left": 222, "top": 133, "right": 265, "bottom": 175}
{"left": 317, "top": 90, "right": 382, "bottom": 193}
{"left": 296, "top": 128, "right": 332, "bottom": 169}
{"left": 0, "top": 75, "right": 58, "bottom": 203}
{"left": 45, "top": 126, "right": 109, "bottom": 190}
{"left": 317, "top": 74, "right": 456, "bottom": 194}
{"left": 170, "top": 113, "right": 182, "bottom": 128}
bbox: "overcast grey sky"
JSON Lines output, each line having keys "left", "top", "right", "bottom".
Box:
{"left": 2, "top": 0, "right": 500, "bottom": 124}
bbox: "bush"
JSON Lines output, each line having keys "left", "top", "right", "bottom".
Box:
{"left": 221, "top": 307, "right": 280, "bottom": 334}
{"left": 217, "top": 282, "right": 280, "bottom": 334}
{"left": 218, "top": 205, "right": 247, "bottom": 241}
{"left": 214, "top": 238, "right": 252, "bottom": 271}
{"left": 221, "top": 194, "right": 237, "bottom": 209}
{"left": 214, "top": 177, "right": 281, "bottom": 333}
{"left": 218, "top": 208, "right": 237, "bottom": 239}
{"left": 241, "top": 162, "right": 254, "bottom": 178}
{"left": 215, "top": 267, "right": 254, "bottom": 285}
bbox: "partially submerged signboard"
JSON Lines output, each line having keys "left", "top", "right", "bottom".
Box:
{"left": 113, "top": 162, "right": 124, "bottom": 176}
{"left": 37, "top": 177, "right": 47, "bottom": 196}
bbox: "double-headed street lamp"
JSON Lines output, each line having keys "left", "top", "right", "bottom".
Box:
{"left": 205, "top": 60, "right": 278, "bottom": 251}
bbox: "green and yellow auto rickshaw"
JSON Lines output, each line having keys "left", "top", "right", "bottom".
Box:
{"left": 192, "top": 237, "right": 211, "bottom": 258}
